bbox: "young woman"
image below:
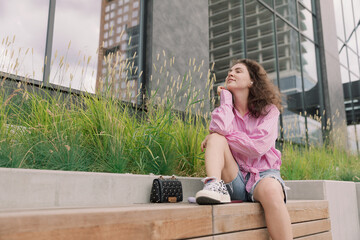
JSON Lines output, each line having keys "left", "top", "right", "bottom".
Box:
{"left": 196, "top": 59, "right": 293, "bottom": 239}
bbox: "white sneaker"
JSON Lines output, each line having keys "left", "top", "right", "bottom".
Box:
{"left": 195, "top": 177, "right": 231, "bottom": 204}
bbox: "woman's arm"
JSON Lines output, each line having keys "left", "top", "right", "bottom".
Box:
{"left": 209, "top": 89, "right": 235, "bottom": 136}
{"left": 225, "top": 105, "right": 279, "bottom": 158}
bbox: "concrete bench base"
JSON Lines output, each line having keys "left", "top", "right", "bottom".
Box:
{"left": 0, "top": 200, "right": 331, "bottom": 240}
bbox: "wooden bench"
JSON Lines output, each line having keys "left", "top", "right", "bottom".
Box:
{"left": 0, "top": 200, "right": 331, "bottom": 239}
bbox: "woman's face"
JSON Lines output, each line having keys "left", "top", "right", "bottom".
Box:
{"left": 225, "top": 63, "right": 253, "bottom": 92}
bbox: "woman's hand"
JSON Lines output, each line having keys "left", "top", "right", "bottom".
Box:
{"left": 201, "top": 134, "right": 212, "bottom": 152}
{"left": 217, "top": 86, "right": 226, "bottom": 95}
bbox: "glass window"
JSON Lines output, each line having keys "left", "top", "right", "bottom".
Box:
{"left": 342, "top": 0, "right": 355, "bottom": 41}
{"left": 105, "top": 13, "right": 109, "bottom": 21}
{"left": 301, "top": 36, "right": 322, "bottom": 145}
{"left": 116, "top": 26, "right": 122, "bottom": 33}
{"left": 132, "top": 11, "right": 139, "bottom": 18}
{"left": 98, "top": 0, "right": 139, "bottom": 98}
{"left": 337, "top": 38, "right": 344, "bottom": 52}
{"left": 110, "top": 11, "right": 115, "bottom": 19}
{"left": 105, "top": 5, "right": 110, "bottom": 12}
{"left": 301, "top": 37, "right": 318, "bottom": 91}
{"left": 261, "top": 0, "right": 273, "bottom": 7}
{"left": 246, "top": 1, "right": 277, "bottom": 76}
{"left": 111, "top": 3, "right": 116, "bottom": 10}
{"left": 104, "top": 32, "right": 108, "bottom": 39}
{"left": 275, "top": 0, "right": 298, "bottom": 27}
{"left": 276, "top": 18, "right": 305, "bottom": 144}
{"left": 348, "top": 32, "right": 357, "bottom": 52}
{"left": 104, "top": 23, "right": 109, "bottom": 30}
{"left": 341, "top": 65, "right": 350, "bottom": 83}
{"left": 299, "top": 0, "right": 312, "bottom": 12}
{"left": 133, "top": 1, "right": 140, "bottom": 8}
{"left": 299, "top": 5, "right": 314, "bottom": 41}
{"left": 350, "top": 73, "right": 358, "bottom": 82}
{"left": 334, "top": 0, "right": 345, "bottom": 40}
{"left": 50, "top": 0, "right": 101, "bottom": 93}
{"left": 209, "top": 0, "right": 244, "bottom": 85}
{"left": 132, "top": 20, "right": 138, "bottom": 27}
{"left": 348, "top": 49, "right": 359, "bottom": 76}
{"left": 339, "top": 46, "right": 348, "bottom": 66}
{"left": 354, "top": 0, "right": 360, "bottom": 24}
{"left": 0, "top": 1, "right": 48, "bottom": 81}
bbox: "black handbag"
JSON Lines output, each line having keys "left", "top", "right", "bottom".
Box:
{"left": 150, "top": 175, "right": 183, "bottom": 203}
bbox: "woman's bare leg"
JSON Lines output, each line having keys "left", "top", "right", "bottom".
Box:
{"left": 253, "top": 178, "right": 293, "bottom": 240}
{"left": 204, "top": 133, "right": 238, "bottom": 183}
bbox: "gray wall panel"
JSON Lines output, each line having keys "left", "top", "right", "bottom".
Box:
{"left": 147, "top": 0, "right": 210, "bottom": 112}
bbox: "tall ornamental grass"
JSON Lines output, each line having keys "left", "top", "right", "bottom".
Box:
{"left": 281, "top": 142, "right": 360, "bottom": 182}
{"left": 0, "top": 84, "right": 210, "bottom": 176}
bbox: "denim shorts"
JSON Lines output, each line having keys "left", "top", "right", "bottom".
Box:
{"left": 225, "top": 169, "right": 287, "bottom": 203}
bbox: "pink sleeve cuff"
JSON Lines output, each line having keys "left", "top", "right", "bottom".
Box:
{"left": 220, "top": 90, "right": 233, "bottom": 106}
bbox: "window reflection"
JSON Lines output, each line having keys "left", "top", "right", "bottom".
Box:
{"left": 301, "top": 36, "right": 322, "bottom": 145}
{"left": 96, "top": 0, "right": 141, "bottom": 103}
{"left": 209, "top": 0, "right": 244, "bottom": 84}
{"left": 261, "top": 0, "right": 273, "bottom": 7}
{"left": 276, "top": 18, "right": 306, "bottom": 144}
{"left": 333, "top": 0, "right": 345, "bottom": 40}
{"left": 0, "top": 1, "right": 48, "bottom": 81}
{"left": 348, "top": 49, "right": 359, "bottom": 76}
{"left": 275, "top": 0, "right": 298, "bottom": 27}
{"left": 301, "top": 37, "right": 317, "bottom": 91}
{"left": 245, "top": 1, "right": 277, "bottom": 76}
{"left": 341, "top": 65, "right": 350, "bottom": 83}
{"left": 299, "top": 0, "right": 312, "bottom": 12}
{"left": 342, "top": 0, "right": 355, "bottom": 40}
{"left": 49, "top": 0, "right": 101, "bottom": 93}
{"left": 299, "top": 5, "right": 314, "bottom": 41}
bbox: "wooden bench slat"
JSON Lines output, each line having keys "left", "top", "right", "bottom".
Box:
{"left": 0, "top": 204, "right": 212, "bottom": 240}
{"left": 293, "top": 219, "right": 331, "bottom": 237}
{"left": 294, "top": 231, "right": 332, "bottom": 240}
{"left": 213, "top": 200, "right": 329, "bottom": 234}
{"left": 193, "top": 219, "right": 331, "bottom": 240}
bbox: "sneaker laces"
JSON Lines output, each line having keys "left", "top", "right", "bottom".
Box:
{"left": 201, "top": 177, "right": 229, "bottom": 195}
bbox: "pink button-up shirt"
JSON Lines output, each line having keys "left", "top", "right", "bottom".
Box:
{"left": 209, "top": 90, "right": 282, "bottom": 192}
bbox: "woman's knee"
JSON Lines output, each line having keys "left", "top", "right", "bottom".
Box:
{"left": 206, "top": 133, "right": 228, "bottom": 147}
{"left": 253, "top": 178, "right": 284, "bottom": 205}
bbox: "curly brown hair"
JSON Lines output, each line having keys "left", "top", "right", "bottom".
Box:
{"left": 232, "top": 59, "right": 282, "bottom": 117}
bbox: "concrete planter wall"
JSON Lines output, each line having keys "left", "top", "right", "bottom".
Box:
{"left": 0, "top": 168, "right": 202, "bottom": 209}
